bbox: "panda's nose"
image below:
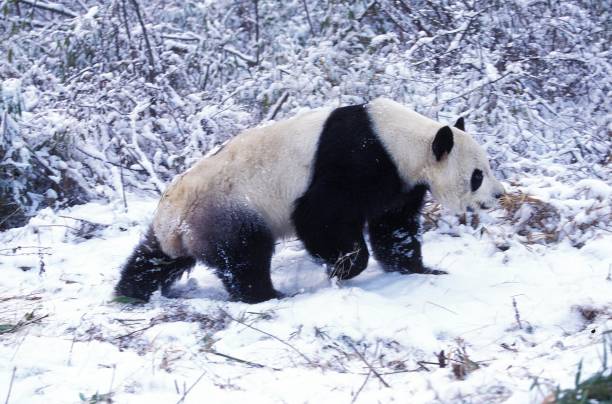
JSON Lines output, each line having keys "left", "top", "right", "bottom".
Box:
{"left": 494, "top": 192, "right": 504, "bottom": 199}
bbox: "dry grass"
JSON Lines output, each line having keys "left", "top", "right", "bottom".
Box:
{"left": 421, "top": 191, "right": 564, "bottom": 244}
{"left": 499, "top": 191, "right": 562, "bottom": 243}
{"left": 499, "top": 191, "right": 546, "bottom": 215}
{"left": 421, "top": 188, "right": 611, "bottom": 248}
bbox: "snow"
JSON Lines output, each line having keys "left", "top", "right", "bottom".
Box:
{"left": 1, "top": 193, "right": 610, "bottom": 403}
{"left": 370, "top": 33, "right": 398, "bottom": 47}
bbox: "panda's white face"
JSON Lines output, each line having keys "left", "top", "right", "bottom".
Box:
{"left": 426, "top": 126, "right": 505, "bottom": 214}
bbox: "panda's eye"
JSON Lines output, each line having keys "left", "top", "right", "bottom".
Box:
{"left": 471, "top": 169, "right": 483, "bottom": 192}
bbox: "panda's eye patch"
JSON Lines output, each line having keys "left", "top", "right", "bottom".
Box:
{"left": 471, "top": 169, "right": 483, "bottom": 192}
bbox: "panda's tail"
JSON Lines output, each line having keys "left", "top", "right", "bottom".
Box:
{"left": 114, "top": 228, "right": 196, "bottom": 302}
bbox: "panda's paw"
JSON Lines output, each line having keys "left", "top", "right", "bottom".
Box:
{"left": 382, "top": 262, "right": 448, "bottom": 276}
{"left": 111, "top": 294, "right": 148, "bottom": 305}
{"left": 234, "top": 289, "right": 285, "bottom": 304}
{"left": 112, "top": 283, "right": 152, "bottom": 304}
{"left": 411, "top": 264, "right": 447, "bottom": 275}
{"left": 420, "top": 267, "right": 448, "bottom": 275}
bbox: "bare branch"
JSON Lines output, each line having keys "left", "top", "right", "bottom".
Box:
{"left": 302, "top": 0, "right": 315, "bottom": 36}
{"left": 17, "top": 0, "right": 77, "bottom": 18}
{"left": 347, "top": 341, "right": 391, "bottom": 388}
{"left": 3, "top": 367, "right": 16, "bottom": 404}
{"left": 221, "top": 309, "right": 314, "bottom": 366}
{"left": 223, "top": 46, "right": 257, "bottom": 66}
{"left": 265, "top": 91, "right": 289, "bottom": 121}
{"left": 128, "top": 0, "right": 156, "bottom": 81}
{"left": 207, "top": 350, "right": 280, "bottom": 370}
{"left": 175, "top": 371, "right": 206, "bottom": 404}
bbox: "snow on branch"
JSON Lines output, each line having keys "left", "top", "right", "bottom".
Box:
{"left": 223, "top": 46, "right": 258, "bottom": 66}
{"left": 17, "top": 0, "right": 77, "bottom": 18}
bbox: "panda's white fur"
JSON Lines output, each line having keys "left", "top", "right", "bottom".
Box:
{"left": 153, "top": 107, "right": 333, "bottom": 257}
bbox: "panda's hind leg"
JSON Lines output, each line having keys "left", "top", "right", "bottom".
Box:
{"left": 368, "top": 185, "right": 446, "bottom": 275}
{"left": 115, "top": 229, "right": 196, "bottom": 302}
{"left": 189, "top": 207, "right": 279, "bottom": 304}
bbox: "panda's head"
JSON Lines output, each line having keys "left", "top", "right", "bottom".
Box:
{"left": 425, "top": 118, "right": 505, "bottom": 213}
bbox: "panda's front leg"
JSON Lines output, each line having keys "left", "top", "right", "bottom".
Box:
{"left": 293, "top": 194, "right": 369, "bottom": 280}
{"left": 324, "top": 234, "right": 370, "bottom": 280}
{"left": 305, "top": 227, "right": 370, "bottom": 281}
{"left": 368, "top": 187, "right": 446, "bottom": 275}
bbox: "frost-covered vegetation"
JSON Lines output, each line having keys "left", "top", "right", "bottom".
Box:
{"left": 1, "top": 0, "right": 610, "bottom": 232}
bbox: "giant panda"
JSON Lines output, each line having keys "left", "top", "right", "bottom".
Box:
{"left": 115, "top": 98, "right": 505, "bottom": 303}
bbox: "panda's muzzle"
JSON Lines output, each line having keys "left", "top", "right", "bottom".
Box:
{"left": 475, "top": 192, "right": 505, "bottom": 211}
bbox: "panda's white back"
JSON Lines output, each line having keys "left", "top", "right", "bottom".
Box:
{"left": 153, "top": 107, "right": 332, "bottom": 257}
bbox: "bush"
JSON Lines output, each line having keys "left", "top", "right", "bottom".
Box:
{"left": 1, "top": 0, "right": 610, "bottom": 230}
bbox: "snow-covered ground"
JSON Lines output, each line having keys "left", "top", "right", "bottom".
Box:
{"left": 1, "top": 190, "right": 610, "bottom": 403}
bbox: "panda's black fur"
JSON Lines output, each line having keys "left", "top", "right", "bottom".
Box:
{"left": 115, "top": 99, "right": 502, "bottom": 303}
{"left": 293, "top": 105, "right": 430, "bottom": 280}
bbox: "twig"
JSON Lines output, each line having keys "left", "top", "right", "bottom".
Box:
{"left": 426, "top": 301, "right": 458, "bottom": 315}
{"left": 75, "top": 0, "right": 87, "bottom": 12}
{"left": 374, "top": 366, "right": 430, "bottom": 375}
{"left": 347, "top": 342, "right": 390, "bottom": 388}
{"left": 108, "top": 364, "right": 116, "bottom": 397}
{"left": 119, "top": 153, "right": 128, "bottom": 212}
{"left": 500, "top": 342, "right": 518, "bottom": 352}
{"left": 160, "top": 34, "right": 199, "bottom": 42}
{"left": 17, "top": 0, "right": 77, "bottom": 18}
{"left": 65, "top": 66, "right": 95, "bottom": 83}
{"left": 0, "top": 206, "right": 22, "bottom": 228}
{"left": 223, "top": 46, "right": 257, "bottom": 66}
{"left": 416, "top": 360, "right": 440, "bottom": 371}
{"left": 128, "top": 0, "right": 156, "bottom": 81}
{"left": 120, "top": 0, "right": 132, "bottom": 41}
{"left": 35, "top": 224, "right": 80, "bottom": 231}
{"left": 437, "top": 72, "right": 511, "bottom": 105}
{"left": 264, "top": 91, "right": 289, "bottom": 121}
{"left": 57, "top": 215, "right": 104, "bottom": 226}
{"left": 75, "top": 146, "right": 144, "bottom": 173}
{"left": 0, "top": 252, "right": 52, "bottom": 257}
{"left": 128, "top": 103, "right": 164, "bottom": 193}
{"left": 352, "top": 358, "right": 434, "bottom": 376}
{"left": 1, "top": 15, "right": 47, "bottom": 28}
{"left": 0, "top": 314, "right": 49, "bottom": 334}
{"left": 4, "top": 367, "right": 16, "bottom": 404}
{"left": 114, "top": 325, "right": 155, "bottom": 340}
{"left": 67, "top": 332, "right": 76, "bottom": 366}
{"left": 207, "top": 350, "right": 278, "bottom": 370}
{"left": 175, "top": 371, "right": 206, "bottom": 404}
{"left": 302, "top": 0, "right": 315, "bottom": 36}
{"left": 351, "top": 370, "right": 371, "bottom": 404}
{"left": 512, "top": 296, "right": 523, "bottom": 330}
{"left": 437, "top": 350, "right": 447, "bottom": 368}
{"left": 208, "top": 350, "right": 262, "bottom": 367}
{"left": 37, "top": 233, "right": 45, "bottom": 277}
{"left": 0, "top": 292, "right": 43, "bottom": 302}
{"left": 220, "top": 309, "right": 314, "bottom": 366}
{"left": 253, "top": 0, "right": 260, "bottom": 65}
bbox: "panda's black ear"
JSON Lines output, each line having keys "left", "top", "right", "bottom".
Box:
{"left": 432, "top": 126, "right": 454, "bottom": 161}
{"left": 454, "top": 117, "right": 465, "bottom": 131}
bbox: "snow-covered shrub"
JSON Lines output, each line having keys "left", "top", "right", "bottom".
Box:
{"left": 0, "top": 0, "right": 609, "bottom": 237}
